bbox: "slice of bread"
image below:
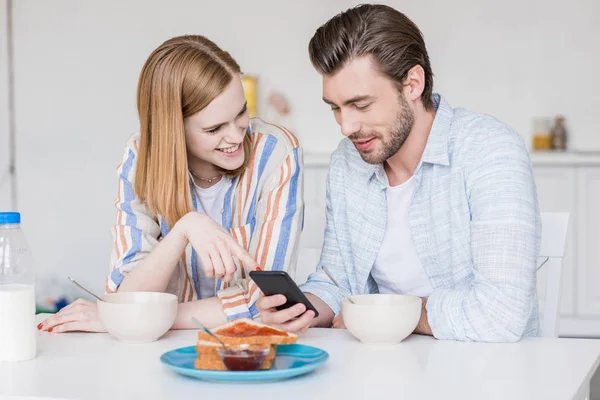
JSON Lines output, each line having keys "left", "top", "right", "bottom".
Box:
{"left": 194, "top": 318, "right": 297, "bottom": 370}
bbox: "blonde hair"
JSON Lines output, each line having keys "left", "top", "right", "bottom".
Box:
{"left": 135, "top": 35, "right": 252, "bottom": 228}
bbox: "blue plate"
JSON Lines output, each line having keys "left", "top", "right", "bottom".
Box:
{"left": 160, "top": 344, "right": 329, "bottom": 382}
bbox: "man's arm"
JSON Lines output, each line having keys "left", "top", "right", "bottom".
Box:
{"left": 299, "top": 159, "right": 352, "bottom": 319}
{"left": 426, "top": 126, "right": 541, "bottom": 342}
{"left": 307, "top": 293, "right": 336, "bottom": 328}
{"left": 258, "top": 159, "right": 350, "bottom": 332}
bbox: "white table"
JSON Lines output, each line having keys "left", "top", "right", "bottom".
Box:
{"left": 2, "top": 316, "right": 600, "bottom": 400}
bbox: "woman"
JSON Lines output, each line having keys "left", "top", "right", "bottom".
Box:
{"left": 39, "top": 35, "right": 304, "bottom": 332}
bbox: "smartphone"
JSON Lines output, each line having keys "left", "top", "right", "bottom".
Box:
{"left": 249, "top": 270, "right": 319, "bottom": 318}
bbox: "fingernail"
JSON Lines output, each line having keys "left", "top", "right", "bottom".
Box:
{"left": 48, "top": 327, "right": 53, "bottom": 332}
{"left": 37, "top": 323, "right": 42, "bottom": 330}
{"left": 255, "top": 266, "right": 262, "bottom": 271}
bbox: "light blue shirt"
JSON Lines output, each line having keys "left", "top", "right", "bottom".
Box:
{"left": 300, "top": 94, "right": 541, "bottom": 342}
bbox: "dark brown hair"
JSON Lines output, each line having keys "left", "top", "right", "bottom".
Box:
{"left": 308, "top": 4, "right": 434, "bottom": 110}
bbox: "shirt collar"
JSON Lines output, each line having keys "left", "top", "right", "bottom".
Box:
{"left": 421, "top": 93, "right": 452, "bottom": 167}
{"left": 359, "top": 93, "right": 453, "bottom": 185}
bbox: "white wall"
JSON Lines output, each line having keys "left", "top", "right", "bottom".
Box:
{"left": 0, "top": 0, "right": 11, "bottom": 211}
{"left": 418, "top": 0, "right": 600, "bottom": 151}
{"left": 8, "top": 0, "right": 600, "bottom": 292}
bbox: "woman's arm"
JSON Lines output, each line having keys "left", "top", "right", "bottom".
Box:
{"left": 110, "top": 138, "right": 255, "bottom": 294}
{"left": 40, "top": 139, "right": 255, "bottom": 333}
{"left": 218, "top": 144, "right": 304, "bottom": 320}
{"left": 119, "top": 212, "right": 256, "bottom": 292}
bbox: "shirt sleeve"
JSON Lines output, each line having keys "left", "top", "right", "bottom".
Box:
{"left": 218, "top": 145, "right": 304, "bottom": 320}
{"left": 426, "top": 127, "right": 541, "bottom": 342}
{"left": 106, "top": 137, "right": 161, "bottom": 294}
{"left": 299, "top": 160, "right": 349, "bottom": 316}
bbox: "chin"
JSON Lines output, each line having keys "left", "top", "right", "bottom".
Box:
{"left": 359, "top": 153, "right": 382, "bottom": 165}
{"left": 358, "top": 147, "right": 385, "bottom": 165}
{"left": 215, "top": 156, "right": 244, "bottom": 171}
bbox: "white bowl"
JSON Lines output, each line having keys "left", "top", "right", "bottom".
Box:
{"left": 341, "top": 294, "right": 421, "bottom": 345}
{"left": 97, "top": 292, "right": 178, "bottom": 344}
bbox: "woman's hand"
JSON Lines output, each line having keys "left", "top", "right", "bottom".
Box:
{"left": 178, "top": 212, "right": 258, "bottom": 282}
{"left": 38, "top": 298, "right": 105, "bottom": 333}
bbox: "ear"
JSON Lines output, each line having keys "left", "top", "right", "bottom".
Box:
{"left": 402, "top": 65, "right": 426, "bottom": 103}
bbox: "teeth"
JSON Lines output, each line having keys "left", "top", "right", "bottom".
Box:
{"left": 218, "top": 144, "right": 240, "bottom": 154}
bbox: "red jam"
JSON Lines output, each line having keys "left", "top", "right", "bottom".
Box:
{"left": 217, "top": 346, "right": 270, "bottom": 371}
{"left": 218, "top": 323, "right": 287, "bottom": 337}
{"left": 221, "top": 351, "right": 267, "bottom": 371}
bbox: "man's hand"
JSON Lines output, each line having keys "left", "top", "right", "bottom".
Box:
{"left": 256, "top": 294, "right": 315, "bottom": 333}
{"left": 414, "top": 298, "right": 433, "bottom": 336}
{"left": 332, "top": 314, "right": 346, "bottom": 329}
{"left": 257, "top": 292, "right": 334, "bottom": 332}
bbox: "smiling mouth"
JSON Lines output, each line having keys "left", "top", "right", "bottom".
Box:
{"left": 217, "top": 144, "right": 240, "bottom": 153}
{"left": 352, "top": 138, "right": 375, "bottom": 145}
{"left": 352, "top": 137, "right": 376, "bottom": 150}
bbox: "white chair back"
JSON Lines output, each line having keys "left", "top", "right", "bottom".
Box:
{"left": 538, "top": 212, "right": 570, "bottom": 338}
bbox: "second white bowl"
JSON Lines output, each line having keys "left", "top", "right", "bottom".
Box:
{"left": 341, "top": 294, "right": 421, "bottom": 345}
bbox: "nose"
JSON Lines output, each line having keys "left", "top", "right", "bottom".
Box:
{"left": 223, "top": 123, "right": 245, "bottom": 143}
{"left": 338, "top": 110, "right": 361, "bottom": 137}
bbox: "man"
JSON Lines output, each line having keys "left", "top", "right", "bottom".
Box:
{"left": 258, "top": 4, "right": 541, "bottom": 342}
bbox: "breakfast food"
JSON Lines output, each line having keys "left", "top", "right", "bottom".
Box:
{"left": 215, "top": 345, "right": 271, "bottom": 371}
{"left": 194, "top": 318, "right": 297, "bottom": 371}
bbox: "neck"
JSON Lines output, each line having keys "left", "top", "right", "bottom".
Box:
{"left": 385, "top": 107, "right": 436, "bottom": 186}
{"left": 188, "top": 157, "right": 222, "bottom": 189}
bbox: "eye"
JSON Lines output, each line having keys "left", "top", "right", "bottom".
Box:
{"left": 237, "top": 105, "right": 248, "bottom": 117}
{"left": 206, "top": 126, "right": 222, "bottom": 134}
{"left": 330, "top": 106, "right": 340, "bottom": 112}
{"left": 354, "top": 103, "right": 371, "bottom": 110}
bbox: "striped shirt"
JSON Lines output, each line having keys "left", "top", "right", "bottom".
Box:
{"left": 106, "top": 118, "right": 304, "bottom": 320}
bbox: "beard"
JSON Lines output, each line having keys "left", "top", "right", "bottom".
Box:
{"left": 349, "top": 95, "right": 415, "bottom": 165}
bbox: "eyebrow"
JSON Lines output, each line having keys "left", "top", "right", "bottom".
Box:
{"left": 322, "top": 95, "right": 374, "bottom": 107}
{"left": 202, "top": 101, "right": 248, "bottom": 131}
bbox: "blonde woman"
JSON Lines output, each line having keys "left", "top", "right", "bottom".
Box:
{"left": 39, "top": 35, "right": 304, "bottom": 332}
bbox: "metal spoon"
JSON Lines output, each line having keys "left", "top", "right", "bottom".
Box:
{"left": 321, "top": 266, "right": 355, "bottom": 304}
{"left": 191, "top": 317, "right": 228, "bottom": 350}
{"left": 68, "top": 277, "right": 104, "bottom": 302}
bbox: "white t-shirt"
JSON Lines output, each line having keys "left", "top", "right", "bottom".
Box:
{"left": 194, "top": 177, "right": 228, "bottom": 299}
{"left": 370, "top": 175, "right": 434, "bottom": 297}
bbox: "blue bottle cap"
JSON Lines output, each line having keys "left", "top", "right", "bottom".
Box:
{"left": 0, "top": 212, "right": 21, "bottom": 224}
